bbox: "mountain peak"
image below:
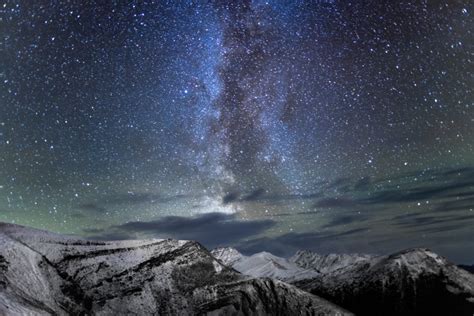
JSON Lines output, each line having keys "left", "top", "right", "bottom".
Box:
{"left": 211, "top": 246, "right": 245, "bottom": 266}
{"left": 212, "top": 248, "right": 319, "bottom": 282}
{"left": 293, "top": 247, "right": 474, "bottom": 316}
{"left": 380, "top": 247, "right": 449, "bottom": 274}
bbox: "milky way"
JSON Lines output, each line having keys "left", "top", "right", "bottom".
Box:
{"left": 1, "top": 1, "right": 473, "bottom": 262}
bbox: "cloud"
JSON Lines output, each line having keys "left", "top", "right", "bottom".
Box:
{"left": 416, "top": 224, "right": 471, "bottom": 234}
{"left": 443, "top": 191, "right": 474, "bottom": 199}
{"left": 391, "top": 212, "right": 425, "bottom": 221}
{"left": 87, "top": 212, "right": 275, "bottom": 249}
{"left": 75, "top": 192, "right": 190, "bottom": 213}
{"left": 433, "top": 197, "right": 474, "bottom": 212}
{"left": 322, "top": 214, "right": 369, "bottom": 228}
{"left": 76, "top": 203, "right": 107, "bottom": 213}
{"left": 272, "top": 210, "right": 321, "bottom": 217}
{"left": 242, "top": 188, "right": 266, "bottom": 201}
{"left": 222, "top": 188, "right": 322, "bottom": 205}
{"left": 311, "top": 167, "right": 474, "bottom": 211}
{"left": 353, "top": 176, "right": 371, "bottom": 191}
{"left": 81, "top": 166, "right": 474, "bottom": 262}
{"left": 222, "top": 189, "right": 267, "bottom": 205}
{"left": 222, "top": 192, "right": 239, "bottom": 205}
{"left": 394, "top": 214, "right": 474, "bottom": 230}
{"left": 360, "top": 181, "right": 474, "bottom": 205}
{"left": 327, "top": 177, "right": 352, "bottom": 190}
{"left": 236, "top": 228, "right": 370, "bottom": 257}
{"left": 102, "top": 192, "right": 166, "bottom": 205}
{"left": 85, "top": 230, "right": 134, "bottom": 241}
{"left": 313, "top": 197, "right": 356, "bottom": 208}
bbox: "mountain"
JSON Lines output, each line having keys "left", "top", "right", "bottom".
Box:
{"left": 290, "top": 250, "right": 376, "bottom": 274}
{"left": 211, "top": 247, "right": 318, "bottom": 282}
{"left": 215, "top": 247, "right": 474, "bottom": 316}
{"left": 3, "top": 222, "right": 472, "bottom": 315}
{"left": 294, "top": 248, "right": 474, "bottom": 316}
{"left": 210, "top": 247, "right": 245, "bottom": 266}
{"left": 0, "top": 223, "right": 351, "bottom": 315}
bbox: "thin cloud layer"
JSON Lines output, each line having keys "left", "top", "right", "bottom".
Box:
{"left": 86, "top": 212, "right": 275, "bottom": 249}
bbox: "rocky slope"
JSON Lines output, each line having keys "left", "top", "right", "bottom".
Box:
{"left": 211, "top": 247, "right": 318, "bottom": 282}
{"left": 290, "top": 250, "right": 375, "bottom": 274}
{"left": 215, "top": 247, "right": 474, "bottom": 316}
{"left": 294, "top": 248, "right": 474, "bottom": 316}
{"left": 0, "top": 223, "right": 351, "bottom": 315}
{"left": 210, "top": 247, "right": 245, "bottom": 267}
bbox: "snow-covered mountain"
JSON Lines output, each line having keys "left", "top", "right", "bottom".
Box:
{"left": 290, "top": 250, "right": 375, "bottom": 274}
{"left": 211, "top": 247, "right": 318, "bottom": 282}
{"left": 294, "top": 248, "right": 474, "bottom": 316}
{"left": 210, "top": 247, "right": 245, "bottom": 266}
{"left": 3, "top": 222, "right": 473, "bottom": 315}
{"left": 214, "top": 247, "right": 474, "bottom": 315}
{"left": 0, "top": 223, "right": 351, "bottom": 315}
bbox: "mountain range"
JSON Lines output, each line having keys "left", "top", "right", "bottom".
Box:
{"left": 1, "top": 222, "right": 474, "bottom": 315}
{"left": 213, "top": 246, "right": 474, "bottom": 316}
{"left": 0, "top": 222, "right": 350, "bottom": 315}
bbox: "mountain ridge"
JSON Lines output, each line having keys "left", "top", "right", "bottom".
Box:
{"left": 211, "top": 247, "right": 319, "bottom": 282}
{"left": 0, "top": 222, "right": 351, "bottom": 315}
{"left": 293, "top": 247, "right": 474, "bottom": 315}
{"left": 3, "top": 222, "right": 474, "bottom": 315}
{"left": 212, "top": 245, "right": 474, "bottom": 316}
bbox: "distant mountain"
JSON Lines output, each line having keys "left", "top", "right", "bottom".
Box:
{"left": 211, "top": 247, "right": 318, "bottom": 282}
{"left": 216, "top": 247, "right": 474, "bottom": 316}
{"left": 210, "top": 246, "right": 245, "bottom": 266}
{"left": 294, "top": 248, "right": 474, "bottom": 316}
{"left": 0, "top": 223, "right": 350, "bottom": 315}
{"left": 290, "top": 250, "right": 376, "bottom": 274}
{"left": 459, "top": 264, "right": 474, "bottom": 274}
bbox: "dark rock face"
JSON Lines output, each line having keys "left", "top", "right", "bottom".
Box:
{"left": 0, "top": 223, "right": 350, "bottom": 315}
{"left": 293, "top": 248, "right": 474, "bottom": 316}
{"left": 0, "top": 255, "right": 8, "bottom": 289}
{"left": 459, "top": 264, "right": 474, "bottom": 274}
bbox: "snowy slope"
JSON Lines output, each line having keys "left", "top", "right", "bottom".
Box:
{"left": 211, "top": 247, "right": 319, "bottom": 282}
{"left": 211, "top": 247, "right": 245, "bottom": 266}
{"left": 294, "top": 248, "right": 474, "bottom": 316}
{"left": 214, "top": 246, "right": 474, "bottom": 315}
{"left": 0, "top": 223, "right": 351, "bottom": 315}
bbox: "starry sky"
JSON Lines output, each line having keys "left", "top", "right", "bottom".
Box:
{"left": 1, "top": 1, "right": 474, "bottom": 262}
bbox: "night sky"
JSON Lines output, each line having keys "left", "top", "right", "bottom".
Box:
{"left": 1, "top": 1, "right": 474, "bottom": 262}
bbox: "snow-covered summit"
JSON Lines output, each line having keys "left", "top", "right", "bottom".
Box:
{"left": 376, "top": 247, "right": 450, "bottom": 276}
{"left": 294, "top": 247, "right": 474, "bottom": 316}
{"left": 212, "top": 247, "right": 319, "bottom": 282}
{"left": 233, "top": 251, "right": 320, "bottom": 282}
{"left": 213, "top": 245, "right": 474, "bottom": 315}
{"left": 211, "top": 246, "right": 246, "bottom": 266}
{"left": 0, "top": 222, "right": 351, "bottom": 315}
